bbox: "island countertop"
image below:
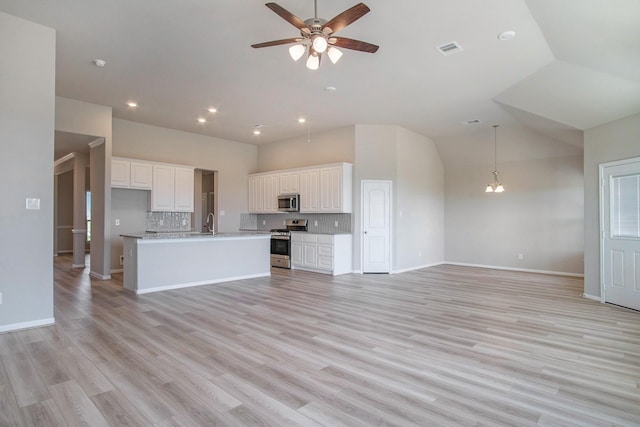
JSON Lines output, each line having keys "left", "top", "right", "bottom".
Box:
{"left": 121, "top": 231, "right": 271, "bottom": 240}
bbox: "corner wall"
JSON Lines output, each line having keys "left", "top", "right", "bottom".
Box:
{"left": 0, "top": 13, "right": 56, "bottom": 331}
{"left": 441, "top": 126, "right": 584, "bottom": 275}
{"left": 583, "top": 113, "right": 640, "bottom": 297}
{"left": 353, "top": 125, "right": 445, "bottom": 273}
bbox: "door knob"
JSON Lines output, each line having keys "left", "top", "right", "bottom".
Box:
{"left": 364, "top": 231, "right": 368, "bottom": 234}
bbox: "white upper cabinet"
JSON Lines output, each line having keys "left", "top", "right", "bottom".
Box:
{"left": 174, "top": 167, "right": 195, "bottom": 212}
{"left": 111, "top": 157, "right": 153, "bottom": 190}
{"left": 263, "top": 173, "right": 280, "bottom": 213}
{"left": 299, "top": 169, "right": 319, "bottom": 213}
{"left": 279, "top": 171, "right": 300, "bottom": 194}
{"left": 129, "top": 161, "right": 153, "bottom": 189}
{"left": 248, "top": 163, "right": 352, "bottom": 214}
{"left": 111, "top": 159, "right": 131, "bottom": 188}
{"left": 319, "top": 163, "right": 352, "bottom": 213}
{"left": 151, "top": 165, "right": 194, "bottom": 212}
{"left": 151, "top": 165, "right": 175, "bottom": 211}
{"left": 248, "top": 175, "right": 264, "bottom": 213}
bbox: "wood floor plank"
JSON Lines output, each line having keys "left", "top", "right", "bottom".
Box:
{"left": 48, "top": 380, "right": 110, "bottom": 427}
{"left": 0, "top": 255, "right": 638, "bottom": 426}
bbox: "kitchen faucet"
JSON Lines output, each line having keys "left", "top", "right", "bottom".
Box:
{"left": 206, "top": 212, "right": 215, "bottom": 234}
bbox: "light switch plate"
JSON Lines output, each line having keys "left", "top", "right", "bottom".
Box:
{"left": 26, "top": 198, "right": 40, "bottom": 210}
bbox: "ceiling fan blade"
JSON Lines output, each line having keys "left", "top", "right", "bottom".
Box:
{"left": 331, "top": 37, "right": 378, "bottom": 53}
{"left": 265, "top": 3, "right": 308, "bottom": 30}
{"left": 322, "top": 3, "right": 370, "bottom": 34}
{"left": 251, "top": 38, "right": 302, "bottom": 48}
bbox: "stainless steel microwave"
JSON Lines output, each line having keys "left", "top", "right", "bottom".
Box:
{"left": 277, "top": 194, "right": 300, "bottom": 212}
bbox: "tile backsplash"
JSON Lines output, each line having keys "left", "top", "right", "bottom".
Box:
{"left": 241, "top": 212, "right": 352, "bottom": 234}
{"left": 145, "top": 211, "right": 191, "bottom": 232}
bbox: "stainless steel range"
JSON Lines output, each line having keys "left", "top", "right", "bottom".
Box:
{"left": 270, "top": 219, "right": 308, "bottom": 269}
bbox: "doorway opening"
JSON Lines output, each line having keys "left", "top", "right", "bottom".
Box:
{"left": 194, "top": 169, "right": 218, "bottom": 232}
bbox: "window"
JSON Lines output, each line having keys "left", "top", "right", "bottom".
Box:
{"left": 611, "top": 174, "right": 640, "bottom": 238}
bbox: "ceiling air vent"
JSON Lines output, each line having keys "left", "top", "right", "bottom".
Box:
{"left": 436, "top": 41, "right": 463, "bottom": 56}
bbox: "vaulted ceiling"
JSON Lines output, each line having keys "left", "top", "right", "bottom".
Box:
{"left": 2, "top": 0, "right": 639, "bottom": 149}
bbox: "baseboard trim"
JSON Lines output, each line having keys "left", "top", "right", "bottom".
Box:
{"left": 110, "top": 268, "right": 123, "bottom": 274}
{"left": 443, "top": 262, "right": 584, "bottom": 278}
{"left": 582, "top": 293, "right": 602, "bottom": 302}
{"left": 392, "top": 261, "right": 446, "bottom": 274}
{"left": 134, "top": 272, "right": 271, "bottom": 295}
{"left": 72, "top": 264, "right": 86, "bottom": 269}
{"left": 89, "top": 271, "right": 111, "bottom": 280}
{"left": 0, "top": 317, "right": 55, "bottom": 333}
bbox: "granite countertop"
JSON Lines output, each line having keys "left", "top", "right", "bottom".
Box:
{"left": 121, "top": 231, "right": 271, "bottom": 240}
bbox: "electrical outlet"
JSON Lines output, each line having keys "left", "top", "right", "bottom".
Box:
{"left": 182, "top": 219, "right": 187, "bottom": 225}
{"left": 314, "top": 220, "right": 318, "bottom": 227}
{"left": 115, "top": 219, "right": 120, "bottom": 226}
{"left": 159, "top": 219, "right": 164, "bottom": 226}
{"left": 120, "top": 255, "right": 124, "bottom": 265}
{"left": 262, "top": 220, "right": 266, "bottom": 225}
{"left": 518, "top": 253, "right": 524, "bottom": 260}
{"left": 419, "top": 251, "right": 422, "bottom": 257}
{"left": 334, "top": 221, "right": 339, "bottom": 227}
{"left": 220, "top": 210, "right": 225, "bottom": 216}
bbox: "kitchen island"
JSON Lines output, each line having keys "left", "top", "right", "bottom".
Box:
{"left": 121, "top": 231, "right": 271, "bottom": 294}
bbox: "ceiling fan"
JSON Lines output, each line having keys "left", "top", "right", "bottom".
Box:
{"left": 251, "top": 0, "right": 379, "bottom": 70}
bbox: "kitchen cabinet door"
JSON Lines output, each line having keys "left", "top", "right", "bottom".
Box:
{"left": 248, "top": 175, "right": 264, "bottom": 213}
{"left": 263, "top": 173, "right": 280, "bottom": 213}
{"left": 279, "top": 171, "right": 300, "bottom": 194}
{"left": 151, "top": 165, "right": 175, "bottom": 211}
{"left": 129, "top": 161, "right": 153, "bottom": 189}
{"left": 174, "top": 167, "right": 194, "bottom": 212}
{"left": 319, "top": 163, "right": 352, "bottom": 213}
{"left": 111, "top": 159, "right": 131, "bottom": 188}
{"left": 299, "top": 169, "right": 319, "bottom": 213}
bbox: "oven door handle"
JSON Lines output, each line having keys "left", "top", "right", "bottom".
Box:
{"left": 271, "top": 235, "right": 290, "bottom": 240}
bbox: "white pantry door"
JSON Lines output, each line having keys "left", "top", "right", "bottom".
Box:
{"left": 362, "top": 180, "right": 391, "bottom": 273}
{"left": 601, "top": 157, "right": 640, "bottom": 310}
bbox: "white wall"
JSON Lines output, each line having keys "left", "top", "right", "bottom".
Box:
{"left": 441, "top": 126, "right": 584, "bottom": 275}
{"left": 257, "top": 126, "right": 355, "bottom": 172}
{"left": 395, "top": 127, "right": 445, "bottom": 271}
{"left": 353, "top": 125, "right": 445, "bottom": 273}
{"left": 583, "top": 113, "right": 640, "bottom": 297}
{"left": 0, "top": 12, "right": 56, "bottom": 331}
{"left": 110, "top": 119, "right": 258, "bottom": 270}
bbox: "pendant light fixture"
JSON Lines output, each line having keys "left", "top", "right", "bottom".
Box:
{"left": 485, "top": 124, "right": 505, "bottom": 193}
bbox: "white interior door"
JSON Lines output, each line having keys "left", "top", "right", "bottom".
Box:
{"left": 601, "top": 157, "right": 640, "bottom": 310}
{"left": 362, "top": 180, "right": 391, "bottom": 273}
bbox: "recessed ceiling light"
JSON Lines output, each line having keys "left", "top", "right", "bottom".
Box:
{"left": 298, "top": 117, "right": 306, "bottom": 124}
{"left": 253, "top": 129, "right": 261, "bottom": 135}
{"left": 498, "top": 31, "right": 516, "bottom": 41}
{"left": 197, "top": 117, "right": 206, "bottom": 123}
{"left": 208, "top": 107, "right": 217, "bottom": 113}
{"left": 94, "top": 59, "right": 106, "bottom": 67}
{"left": 126, "top": 101, "right": 137, "bottom": 108}
{"left": 324, "top": 86, "right": 337, "bottom": 92}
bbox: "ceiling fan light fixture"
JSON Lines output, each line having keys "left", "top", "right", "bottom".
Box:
{"left": 312, "top": 35, "right": 328, "bottom": 53}
{"left": 306, "top": 52, "right": 320, "bottom": 70}
{"left": 289, "top": 43, "right": 306, "bottom": 61}
{"left": 327, "top": 46, "right": 343, "bottom": 64}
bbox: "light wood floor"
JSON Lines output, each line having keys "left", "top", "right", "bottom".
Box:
{"left": 1, "top": 256, "right": 639, "bottom": 426}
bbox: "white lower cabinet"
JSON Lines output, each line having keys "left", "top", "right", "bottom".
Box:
{"left": 291, "top": 233, "right": 352, "bottom": 275}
